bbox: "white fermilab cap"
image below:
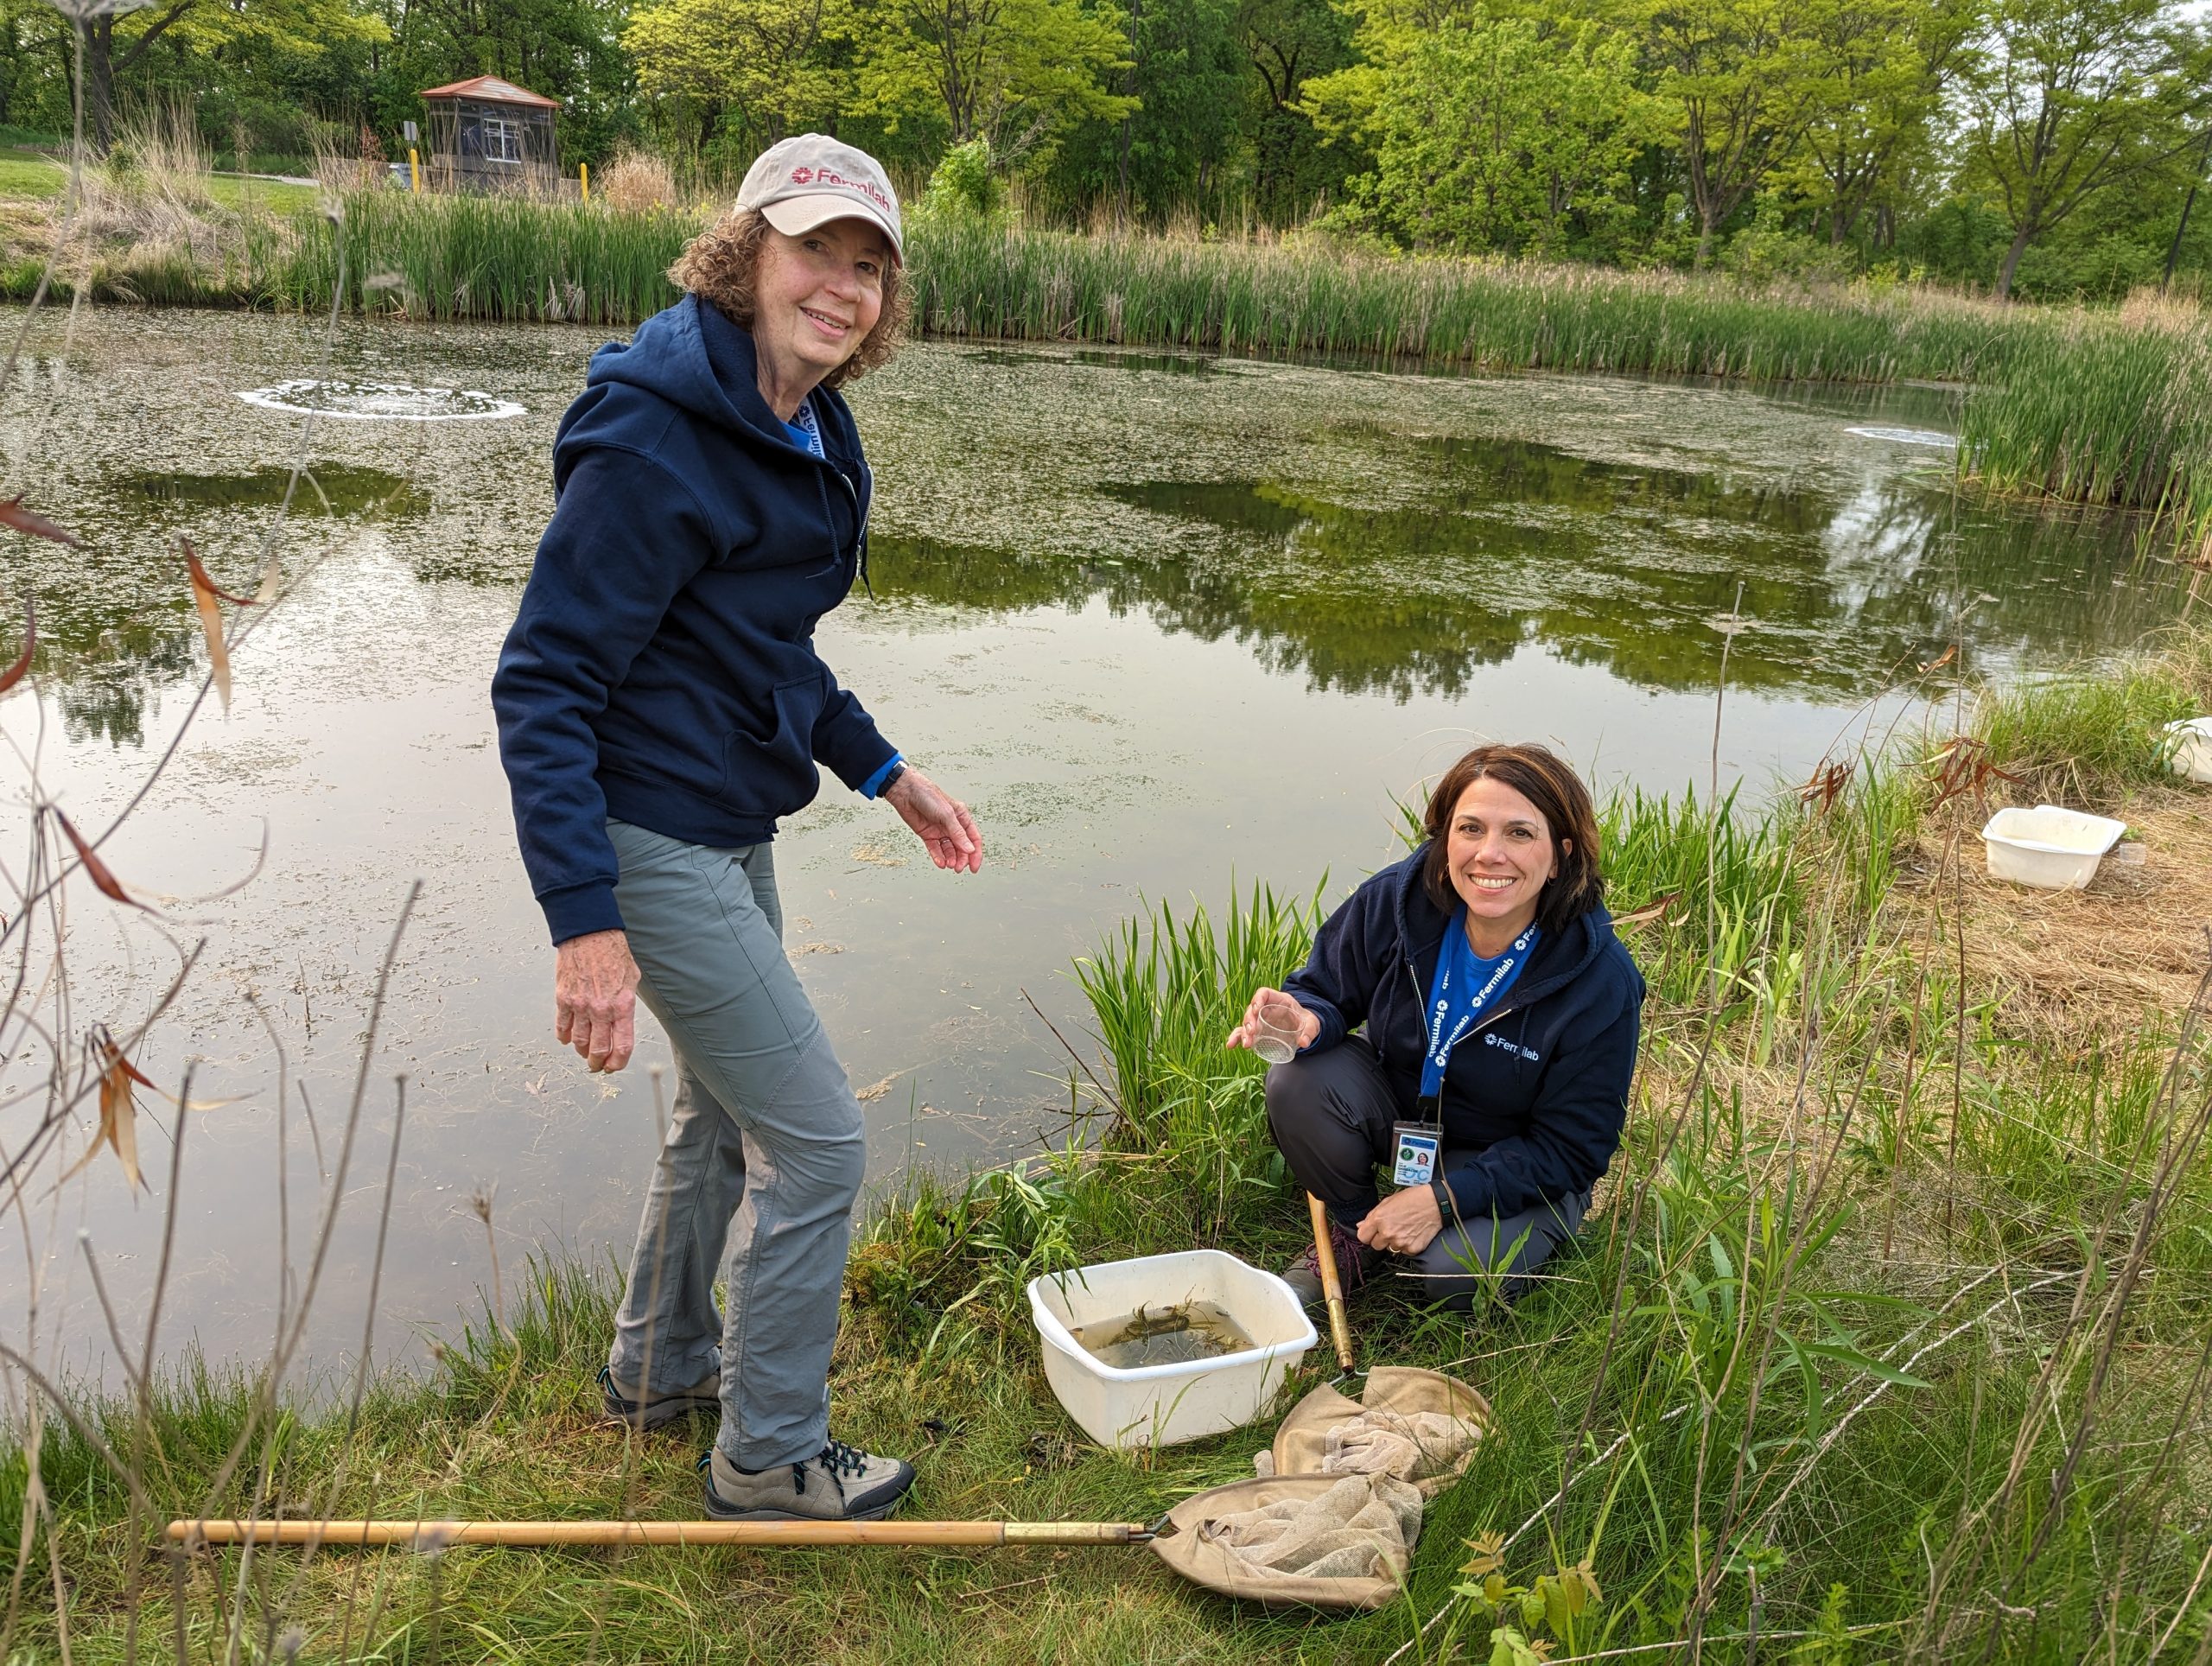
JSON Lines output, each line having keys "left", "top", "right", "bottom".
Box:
{"left": 735, "top": 135, "right": 904, "bottom": 264}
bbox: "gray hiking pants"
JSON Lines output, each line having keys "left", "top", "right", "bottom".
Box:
{"left": 602, "top": 819, "right": 864, "bottom": 1470}
{"left": 1266, "top": 1036, "right": 1588, "bottom": 1308}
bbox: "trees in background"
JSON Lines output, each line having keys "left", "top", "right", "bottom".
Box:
{"left": 851, "top": 0, "right": 1135, "bottom": 159}
{"left": 1629, "top": 0, "right": 1824, "bottom": 267}
{"left": 1302, "top": 3, "right": 1649, "bottom": 257}
{"left": 1960, "top": 0, "right": 2206, "bottom": 296}
{"left": 1234, "top": 0, "right": 1351, "bottom": 221}
{"left": 1104, "top": 0, "right": 1246, "bottom": 221}
{"left": 13, "top": 0, "right": 387, "bottom": 151}
{"left": 624, "top": 0, "right": 842, "bottom": 160}
{"left": 10, "top": 0, "right": 2212, "bottom": 298}
{"left": 1788, "top": 0, "right": 1972, "bottom": 248}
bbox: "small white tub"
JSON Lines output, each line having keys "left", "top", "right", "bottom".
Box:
{"left": 2164, "top": 718, "right": 2212, "bottom": 783}
{"left": 1028, "top": 1250, "right": 1316, "bottom": 1451}
{"left": 1980, "top": 804, "right": 2128, "bottom": 890}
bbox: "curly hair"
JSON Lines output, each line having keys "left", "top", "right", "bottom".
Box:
{"left": 669, "top": 207, "right": 908, "bottom": 389}
{"left": 1420, "top": 742, "right": 1605, "bottom": 935}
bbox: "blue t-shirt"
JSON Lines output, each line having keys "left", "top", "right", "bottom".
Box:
{"left": 1418, "top": 913, "right": 1539, "bottom": 1103}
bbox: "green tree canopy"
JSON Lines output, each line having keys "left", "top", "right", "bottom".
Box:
{"left": 852, "top": 0, "right": 1136, "bottom": 157}
{"left": 1302, "top": 1, "right": 1653, "bottom": 256}
{"left": 1620, "top": 0, "right": 1821, "bottom": 265}
{"left": 1961, "top": 0, "right": 2205, "bottom": 296}
{"left": 624, "top": 0, "right": 844, "bottom": 156}
{"left": 30, "top": 0, "right": 388, "bottom": 149}
{"left": 1785, "top": 0, "right": 1975, "bottom": 246}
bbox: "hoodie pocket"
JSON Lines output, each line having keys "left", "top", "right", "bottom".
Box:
{"left": 722, "top": 677, "right": 822, "bottom": 811}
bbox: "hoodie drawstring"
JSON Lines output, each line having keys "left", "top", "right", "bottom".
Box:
{"left": 811, "top": 470, "right": 836, "bottom": 574}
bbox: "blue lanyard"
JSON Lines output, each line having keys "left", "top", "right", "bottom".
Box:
{"left": 1418, "top": 915, "right": 1538, "bottom": 1106}
{"left": 785, "top": 396, "right": 825, "bottom": 459}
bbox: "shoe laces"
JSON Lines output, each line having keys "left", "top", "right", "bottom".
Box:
{"left": 1299, "top": 1219, "right": 1373, "bottom": 1288}
{"left": 817, "top": 1439, "right": 871, "bottom": 1482}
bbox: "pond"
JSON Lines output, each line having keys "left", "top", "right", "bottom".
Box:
{"left": 0, "top": 306, "right": 2180, "bottom": 1384}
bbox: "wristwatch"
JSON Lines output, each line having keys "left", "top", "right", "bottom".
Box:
{"left": 878, "top": 760, "right": 907, "bottom": 795}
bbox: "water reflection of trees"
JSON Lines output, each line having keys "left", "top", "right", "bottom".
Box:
{"left": 22, "top": 466, "right": 428, "bottom": 747}
{"left": 31, "top": 434, "right": 2182, "bottom": 731}
{"left": 870, "top": 436, "right": 2179, "bottom": 703}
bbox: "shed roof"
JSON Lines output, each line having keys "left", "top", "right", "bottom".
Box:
{"left": 418, "top": 75, "right": 560, "bottom": 110}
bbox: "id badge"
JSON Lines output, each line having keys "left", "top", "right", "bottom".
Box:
{"left": 1391, "top": 1122, "right": 1440, "bottom": 1188}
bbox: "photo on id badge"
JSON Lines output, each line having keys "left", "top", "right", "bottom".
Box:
{"left": 1393, "top": 1122, "right": 1439, "bottom": 1187}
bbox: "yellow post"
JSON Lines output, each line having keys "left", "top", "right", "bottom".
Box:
{"left": 408, "top": 148, "right": 421, "bottom": 194}
{"left": 580, "top": 162, "right": 590, "bottom": 202}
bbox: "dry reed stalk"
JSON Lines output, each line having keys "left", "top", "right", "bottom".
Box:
{"left": 594, "top": 148, "right": 678, "bottom": 213}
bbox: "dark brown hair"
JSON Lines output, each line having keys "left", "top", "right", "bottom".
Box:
{"left": 1421, "top": 742, "right": 1604, "bottom": 934}
{"left": 669, "top": 207, "right": 908, "bottom": 389}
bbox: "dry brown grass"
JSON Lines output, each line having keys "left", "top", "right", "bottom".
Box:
{"left": 2120, "top": 284, "right": 2206, "bottom": 333}
{"left": 594, "top": 147, "right": 678, "bottom": 213}
{"left": 310, "top": 124, "right": 387, "bottom": 195}
{"left": 48, "top": 106, "right": 232, "bottom": 270}
{"left": 1895, "top": 787, "right": 2212, "bottom": 1042}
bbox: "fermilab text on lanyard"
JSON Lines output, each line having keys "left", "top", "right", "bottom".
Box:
{"left": 787, "top": 397, "right": 826, "bottom": 459}
{"left": 1394, "top": 917, "right": 1539, "bottom": 1188}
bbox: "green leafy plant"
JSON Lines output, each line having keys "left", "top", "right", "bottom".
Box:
{"left": 1454, "top": 1529, "right": 1605, "bottom": 1661}
{"left": 915, "top": 138, "right": 1008, "bottom": 226}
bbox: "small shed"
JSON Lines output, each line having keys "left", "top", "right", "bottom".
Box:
{"left": 419, "top": 75, "right": 561, "bottom": 192}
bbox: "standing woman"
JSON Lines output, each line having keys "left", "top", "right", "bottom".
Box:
{"left": 493, "top": 137, "right": 982, "bottom": 1523}
{"left": 1231, "top": 744, "right": 1642, "bottom": 1308}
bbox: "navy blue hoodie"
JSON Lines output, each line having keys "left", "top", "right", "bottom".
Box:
{"left": 493, "top": 296, "right": 898, "bottom": 944}
{"left": 1284, "top": 848, "right": 1644, "bottom": 1222}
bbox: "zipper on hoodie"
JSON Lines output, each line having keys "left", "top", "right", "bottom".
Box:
{"left": 834, "top": 470, "right": 874, "bottom": 597}
{"left": 785, "top": 411, "right": 868, "bottom": 595}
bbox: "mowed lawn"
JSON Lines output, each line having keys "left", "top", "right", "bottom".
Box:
{"left": 0, "top": 146, "right": 322, "bottom": 213}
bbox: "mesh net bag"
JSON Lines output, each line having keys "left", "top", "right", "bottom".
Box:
{"left": 1151, "top": 1367, "right": 1489, "bottom": 1609}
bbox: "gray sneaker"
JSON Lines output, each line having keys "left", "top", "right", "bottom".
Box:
{"left": 701, "top": 1440, "right": 915, "bottom": 1523}
{"left": 598, "top": 1363, "right": 720, "bottom": 1431}
{"left": 1281, "top": 1217, "right": 1382, "bottom": 1307}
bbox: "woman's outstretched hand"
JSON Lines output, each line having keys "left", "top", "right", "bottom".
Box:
{"left": 1226, "top": 987, "right": 1321, "bottom": 1052}
{"left": 1357, "top": 1185, "right": 1443, "bottom": 1256}
{"left": 556, "top": 928, "right": 641, "bottom": 1073}
{"left": 886, "top": 767, "right": 984, "bottom": 874}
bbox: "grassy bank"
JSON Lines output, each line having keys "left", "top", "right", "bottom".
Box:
{"left": 12, "top": 630, "right": 2212, "bottom": 1660}
{"left": 276, "top": 195, "right": 2034, "bottom": 381}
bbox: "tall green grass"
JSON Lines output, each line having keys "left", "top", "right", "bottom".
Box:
{"left": 1071, "top": 879, "right": 1325, "bottom": 1137}
{"left": 274, "top": 190, "right": 690, "bottom": 325}
{"left": 13, "top": 174, "right": 2212, "bottom": 535}
{"left": 1974, "top": 641, "right": 2209, "bottom": 805}
{"left": 273, "top": 196, "right": 2212, "bottom": 541}
{"left": 905, "top": 217, "right": 2031, "bottom": 382}
{"left": 21, "top": 174, "right": 2212, "bottom": 539}
{"left": 1956, "top": 297, "right": 2212, "bottom": 550}
{"left": 265, "top": 196, "right": 2036, "bottom": 385}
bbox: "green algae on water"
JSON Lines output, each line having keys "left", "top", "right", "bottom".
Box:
{"left": 115, "top": 462, "right": 429, "bottom": 518}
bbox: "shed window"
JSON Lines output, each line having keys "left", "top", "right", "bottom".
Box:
{"left": 480, "top": 117, "right": 522, "bottom": 164}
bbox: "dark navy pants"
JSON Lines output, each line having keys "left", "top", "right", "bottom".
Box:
{"left": 1264, "top": 1036, "right": 1588, "bottom": 1307}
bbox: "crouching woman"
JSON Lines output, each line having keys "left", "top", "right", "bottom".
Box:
{"left": 1231, "top": 743, "right": 1643, "bottom": 1309}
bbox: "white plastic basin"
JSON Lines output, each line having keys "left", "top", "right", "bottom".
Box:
{"left": 1027, "top": 1250, "right": 1316, "bottom": 1450}
{"left": 1980, "top": 804, "right": 2127, "bottom": 891}
{"left": 2164, "top": 718, "right": 2212, "bottom": 783}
